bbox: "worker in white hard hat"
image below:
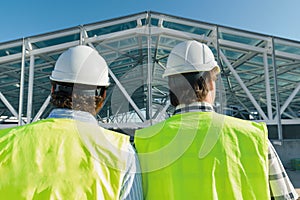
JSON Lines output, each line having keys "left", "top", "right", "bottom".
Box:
{"left": 134, "top": 40, "right": 298, "bottom": 200}
{"left": 0, "top": 45, "right": 143, "bottom": 199}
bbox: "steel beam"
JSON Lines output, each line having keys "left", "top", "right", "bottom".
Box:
{"left": 271, "top": 38, "right": 283, "bottom": 141}
{"left": 26, "top": 47, "right": 35, "bottom": 123}
{"left": 277, "top": 82, "right": 300, "bottom": 118}
{"left": 146, "top": 13, "right": 153, "bottom": 123}
{"left": 108, "top": 68, "right": 146, "bottom": 122}
{"left": 218, "top": 45, "right": 268, "bottom": 120}
{"left": 263, "top": 53, "right": 273, "bottom": 120}
{"left": 32, "top": 95, "right": 51, "bottom": 122}
{"left": 18, "top": 39, "right": 26, "bottom": 126}
{"left": 0, "top": 92, "right": 18, "bottom": 118}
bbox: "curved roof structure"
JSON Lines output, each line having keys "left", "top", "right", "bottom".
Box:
{"left": 0, "top": 11, "right": 299, "bottom": 140}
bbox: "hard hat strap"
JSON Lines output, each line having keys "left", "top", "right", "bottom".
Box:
{"left": 95, "top": 87, "right": 106, "bottom": 97}
{"left": 54, "top": 83, "right": 105, "bottom": 97}
{"left": 75, "top": 90, "right": 96, "bottom": 96}
{"left": 54, "top": 84, "right": 73, "bottom": 94}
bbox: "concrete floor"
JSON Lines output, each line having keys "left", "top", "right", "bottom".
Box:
{"left": 286, "top": 169, "right": 300, "bottom": 199}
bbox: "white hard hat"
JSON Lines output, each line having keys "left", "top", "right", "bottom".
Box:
{"left": 50, "top": 45, "right": 109, "bottom": 86}
{"left": 163, "top": 40, "right": 220, "bottom": 77}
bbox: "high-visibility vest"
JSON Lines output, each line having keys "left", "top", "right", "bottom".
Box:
{"left": 0, "top": 118, "right": 131, "bottom": 200}
{"left": 135, "top": 112, "right": 270, "bottom": 200}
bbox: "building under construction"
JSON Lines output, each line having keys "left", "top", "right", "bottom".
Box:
{"left": 0, "top": 11, "right": 299, "bottom": 165}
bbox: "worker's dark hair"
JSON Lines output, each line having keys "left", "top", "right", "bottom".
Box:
{"left": 50, "top": 81, "right": 106, "bottom": 115}
{"left": 168, "top": 67, "right": 218, "bottom": 107}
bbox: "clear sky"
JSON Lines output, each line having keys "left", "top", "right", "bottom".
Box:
{"left": 1, "top": 0, "right": 300, "bottom": 43}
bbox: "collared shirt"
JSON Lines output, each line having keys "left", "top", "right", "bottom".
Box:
{"left": 174, "top": 102, "right": 299, "bottom": 200}
{"left": 48, "top": 108, "right": 143, "bottom": 200}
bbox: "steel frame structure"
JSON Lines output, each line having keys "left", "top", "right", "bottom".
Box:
{"left": 0, "top": 11, "right": 299, "bottom": 140}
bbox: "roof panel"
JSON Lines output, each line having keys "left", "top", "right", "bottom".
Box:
{"left": 220, "top": 32, "right": 262, "bottom": 46}
{"left": 33, "top": 34, "right": 80, "bottom": 48}
{"left": 87, "top": 20, "right": 137, "bottom": 37}
{"left": 162, "top": 20, "right": 210, "bottom": 36}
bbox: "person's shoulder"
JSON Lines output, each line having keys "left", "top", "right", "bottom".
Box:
{"left": 221, "top": 114, "right": 267, "bottom": 133}
{"left": 0, "top": 125, "right": 18, "bottom": 137}
{"left": 100, "top": 127, "right": 130, "bottom": 142}
{"left": 0, "top": 118, "right": 56, "bottom": 135}
{"left": 87, "top": 127, "right": 136, "bottom": 169}
{"left": 0, "top": 118, "right": 74, "bottom": 147}
{"left": 135, "top": 119, "right": 168, "bottom": 137}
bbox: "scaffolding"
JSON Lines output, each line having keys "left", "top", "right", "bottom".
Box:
{"left": 0, "top": 11, "right": 299, "bottom": 140}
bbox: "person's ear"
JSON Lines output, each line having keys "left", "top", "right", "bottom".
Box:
{"left": 51, "top": 85, "right": 55, "bottom": 94}
{"left": 207, "top": 78, "right": 215, "bottom": 91}
{"left": 95, "top": 89, "right": 107, "bottom": 114}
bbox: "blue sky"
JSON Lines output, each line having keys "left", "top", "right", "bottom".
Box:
{"left": 1, "top": 0, "right": 300, "bottom": 43}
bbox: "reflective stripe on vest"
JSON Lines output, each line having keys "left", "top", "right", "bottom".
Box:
{"left": 0, "top": 118, "right": 129, "bottom": 200}
{"left": 135, "top": 112, "right": 270, "bottom": 200}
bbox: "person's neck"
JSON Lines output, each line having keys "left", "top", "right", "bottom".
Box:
{"left": 202, "top": 94, "right": 214, "bottom": 105}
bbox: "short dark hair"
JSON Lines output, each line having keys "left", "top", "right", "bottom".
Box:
{"left": 168, "top": 68, "right": 218, "bottom": 107}
{"left": 50, "top": 81, "right": 106, "bottom": 115}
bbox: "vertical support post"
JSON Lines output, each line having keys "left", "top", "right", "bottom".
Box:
{"left": 18, "top": 38, "right": 26, "bottom": 126}
{"left": 271, "top": 38, "right": 283, "bottom": 141}
{"left": 215, "top": 26, "right": 224, "bottom": 114}
{"left": 79, "top": 25, "right": 84, "bottom": 45}
{"left": 263, "top": 53, "right": 272, "bottom": 120}
{"left": 26, "top": 53, "right": 35, "bottom": 124}
{"left": 146, "top": 11, "right": 153, "bottom": 124}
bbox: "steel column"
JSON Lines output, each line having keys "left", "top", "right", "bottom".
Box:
{"left": 146, "top": 12, "right": 153, "bottom": 123}
{"left": 263, "top": 53, "right": 273, "bottom": 120}
{"left": 215, "top": 26, "right": 224, "bottom": 114}
{"left": 271, "top": 38, "right": 283, "bottom": 141}
{"left": 18, "top": 39, "right": 26, "bottom": 126}
{"left": 26, "top": 54, "right": 35, "bottom": 123}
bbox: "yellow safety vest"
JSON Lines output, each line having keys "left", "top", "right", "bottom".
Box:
{"left": 0, "top": 118, "right": 130, "bottom": 200}
{"left": 135, "top": 112, "right": 270, "bottom": 200}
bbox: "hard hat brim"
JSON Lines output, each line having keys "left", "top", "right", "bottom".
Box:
{"left": 163, "top": 61, "right": 220, "bottom": 78}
